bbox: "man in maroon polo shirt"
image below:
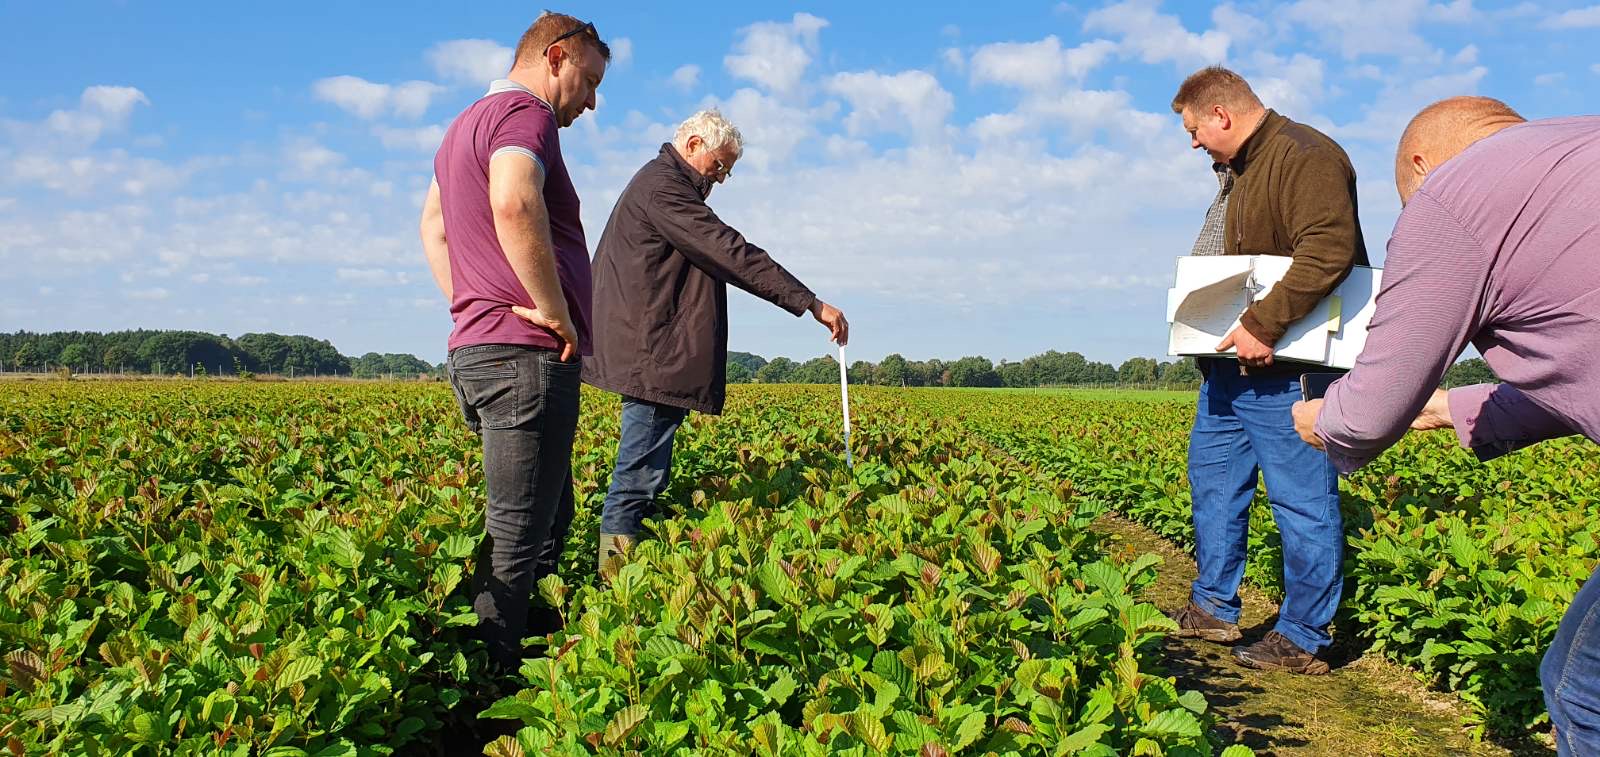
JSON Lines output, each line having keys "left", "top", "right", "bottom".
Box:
{"left": 418, "top": 11, "right": 608, "bottom": 673}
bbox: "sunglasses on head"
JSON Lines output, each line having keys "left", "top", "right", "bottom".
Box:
{"left": 547, "top": 20, "right": 598, "bottom": 51}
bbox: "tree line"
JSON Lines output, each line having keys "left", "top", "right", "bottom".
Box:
{"left": 4, "top": 329, "right": 1499, "bottom": 389}
{"left": 731, "top": 350, "right": 1501, "bottom": 390}
{"left": 727, "top": 350, "right": 1206, "bottom": 388}
{"left": 1, "top": 330, "right": 438, "bottom": 379}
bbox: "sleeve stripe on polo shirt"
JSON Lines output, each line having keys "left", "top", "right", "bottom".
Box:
{"left": 490, "top": 146, "right": 545, "bottom": 175}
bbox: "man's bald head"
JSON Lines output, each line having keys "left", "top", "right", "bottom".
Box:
{"left": 1395, "top": 96, "right": 1525, "bottom": 204}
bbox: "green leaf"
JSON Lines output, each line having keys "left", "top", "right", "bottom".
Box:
{"left": 766, "top": 670, "right": 798, "bottom": 706}
{"left": 1141, "top": 709, "right": 1202, "bottom": 740}
{"left": 1176, "top": 689, "right": 1208, "bottom": 714}
{"left": 604, "top": 704, "right": 648, "bottom": 747}
{"left": 277, "top": 656, "right": 323, "bottom": 690}
{"left": 1065, "top": 606, "right": 1110, "bottom": 634}
{"left": 482, "top": 736, "right": 526, "bottom": 757}
{"left": 309, "top": 743, "right": 358, "bottom": 757}
{"left": 479, "top": 696, "right": 547, "bottom": 725}
{"left": 951, "top": 711, "right": 986, "bottom": 750}
{"left": 1055, "top": 723, "right": 1111, "bottom": 753}
{"left": 440, "top": 532, "right": 476, "bottom": 560}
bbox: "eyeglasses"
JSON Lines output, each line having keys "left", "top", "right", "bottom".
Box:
{"left": 546, "top": 20, "right": 598, "bottom": 52}
{"left": 712, "top": 158, "right": 733, "bottom": 180}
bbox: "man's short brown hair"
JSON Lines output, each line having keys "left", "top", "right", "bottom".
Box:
{"left": 513, "top": 12, "right": 611, "bottom": 69}
{"left": 1171, "top": 66, "right": 1263, "bottom": 115}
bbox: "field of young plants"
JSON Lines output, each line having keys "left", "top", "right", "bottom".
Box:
{"left": 2, "top": 380, "right": 1587, "bottom": 754}
{"left": 918, "top": 390, "right": 1597, "bottom": 740}
{"left": 1, "top": 382, "right": 1255, "bottom": 756}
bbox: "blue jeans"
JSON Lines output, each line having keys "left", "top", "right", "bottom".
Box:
{"left": 1187, "top": 361, "right": 1343, "bottom": 654}
{"left": 599, "top": 396, "right": 689, "bottom": 537}
{"left": 1543, "top": 562, "right": 1600, "bottom": 756}
{"left": 446, "top": 344, "right": 580, "bottom": 670}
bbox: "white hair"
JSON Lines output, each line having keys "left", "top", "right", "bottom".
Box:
{"left": 673, "top": 109, "right": 744, "bottom": 157}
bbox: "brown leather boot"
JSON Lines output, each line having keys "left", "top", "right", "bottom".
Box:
{"left": 1168, "top": 600, "right": 1243, "bottom": 643}
{"left": 1232, "top": 630, "right": 1331, "bottom": 675}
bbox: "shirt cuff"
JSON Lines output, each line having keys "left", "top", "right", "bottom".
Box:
{"left": 490, "top": 146, "right": 546, "bottom": 176}
{"left": 1314, "top": 379, "right": 1375, "bottom": 474}
{"left": 1239, "top": 309, "right": 1282, "bottom": 347}
{"left": 1448, "top": 383, "right": 1575, "bottom": 461}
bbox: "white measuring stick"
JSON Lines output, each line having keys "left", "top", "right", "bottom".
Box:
{"left": 838, "top": 343, "right": 853, "bottom": 469}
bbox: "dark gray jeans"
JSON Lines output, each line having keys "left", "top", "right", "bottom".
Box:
{"left": 599, "top": 396, "right": 689, "bottom": 537}
{"left": 447, "top": 343, "right": 580, "bottom": 670}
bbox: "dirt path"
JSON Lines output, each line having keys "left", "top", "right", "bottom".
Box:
{"left": 1093, "top": 512, "right": 1540, "bottom": 757}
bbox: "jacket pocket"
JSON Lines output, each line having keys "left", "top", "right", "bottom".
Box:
{"left": 649, "top": 305, "right": 691, "bottom": 367}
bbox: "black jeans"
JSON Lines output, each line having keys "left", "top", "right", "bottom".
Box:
{"left": 447, "top": 344, "right": 581, "bottom": 670}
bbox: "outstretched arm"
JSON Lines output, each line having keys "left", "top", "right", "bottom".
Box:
{"left": 648, "top": 183, "right": 817, "bottom": 316}
{"left": 1309, "top": 191, "right": 1490, "bottom": 472}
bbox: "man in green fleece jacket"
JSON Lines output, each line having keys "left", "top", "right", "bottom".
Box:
{"left": 1166, "top": 66, "right": 1368, "bottom": 674}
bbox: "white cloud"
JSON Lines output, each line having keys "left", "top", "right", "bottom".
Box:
{"left": 612, "top": 37, "right": 634, "bottom": 67}
{"left": 828, "top": 70, "right": 953, "bottom": 142}
{"left": 1534, "top": 72, "right": 1566, "bottom": 87}
{"left": 1284, "top": 0, "right": 1476, "bottom": 60}
{"left": 33, "top": 86, "right": 150, "bottom": 145}
{"left": 669, "top": 64, "right": 701, "bottom": 91}
{"left": 1242, "top": 52, "right": 1328, "bottom": 117}
{"left": 1428, "top": 0, "right": 1481, "bottom": 22}
{"left": 1593, "top": 63, "right": 1600, "bottom": 76}
{"left": 970, "top": 112, "right": 1031, "bottom": 142}
{"left": 941, "top": 48, "right": 964, "bottom": 71}
{"left": 312, "top": 76, "right": 442, "bottom": 120}
{"left": 127, "top": 287, "right": 170, "bottom": 301}
{"left": 1019, "top": 88, "right": 1168, "bottom": 141}
{"left": 724, "top": 13, "right": 828, "bottom": 96}
{"left": 1452, "top": 44, "right": 1479, "bottom": 65}
{"left": 337, "top": 268, "right": 411, "bottom": 286}
{"left": 427, "top": 39, "right": 514, "bottom": 88}
{"left": 1084, "top": 0, "right": 1230, "bottom": 68}
{"left": 283, "top": 139, "right": 345, "bottom": 177}
{"left": 1493, "top": 2, "right": 1541, "bottom": 19}
{"left": 1333, "top": 65, "right": 1488, "bottom": 141}
{"left": 1211, "top": 3, "right": 1269, "bottom": 40}
{"left": 707, "top": 88, "right": 834, "bottom": 171}
{"left": 1540, "top": 4, "right": 1600, "bottom": 28}
{"left": 372, "top": 124, "right": 447, "bottom": 152}
{"left": 6, "top": 150, "right": 200, "bottom": 197}
{"left": 969, "top": 36, "right": 1116, "bottom": 90}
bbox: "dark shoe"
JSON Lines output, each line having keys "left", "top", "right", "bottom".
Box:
{"left": 526, "top": 605, "right": 564, "bottom": 638}
{"left": 1168, "top": 600, "right": 1242, "bottom": 643}
{"left": 1232, "top": 630, "right": 1331, "bottom": 675}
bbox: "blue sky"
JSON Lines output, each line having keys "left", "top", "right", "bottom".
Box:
{"left": 2, "top": 1, "right": 1597, "bottom": 365}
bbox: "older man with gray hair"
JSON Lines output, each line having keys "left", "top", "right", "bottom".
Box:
{"left": 584, "top": 109, "right": 848, "bottom": 568}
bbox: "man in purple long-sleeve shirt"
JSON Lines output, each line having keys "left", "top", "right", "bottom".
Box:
{"left": 1292, "top": 97, "right": 1600, "bottom": 755}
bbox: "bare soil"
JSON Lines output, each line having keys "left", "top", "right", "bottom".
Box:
{"left": 1094, "top": 511, "right": 1547, "bottom": 757}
